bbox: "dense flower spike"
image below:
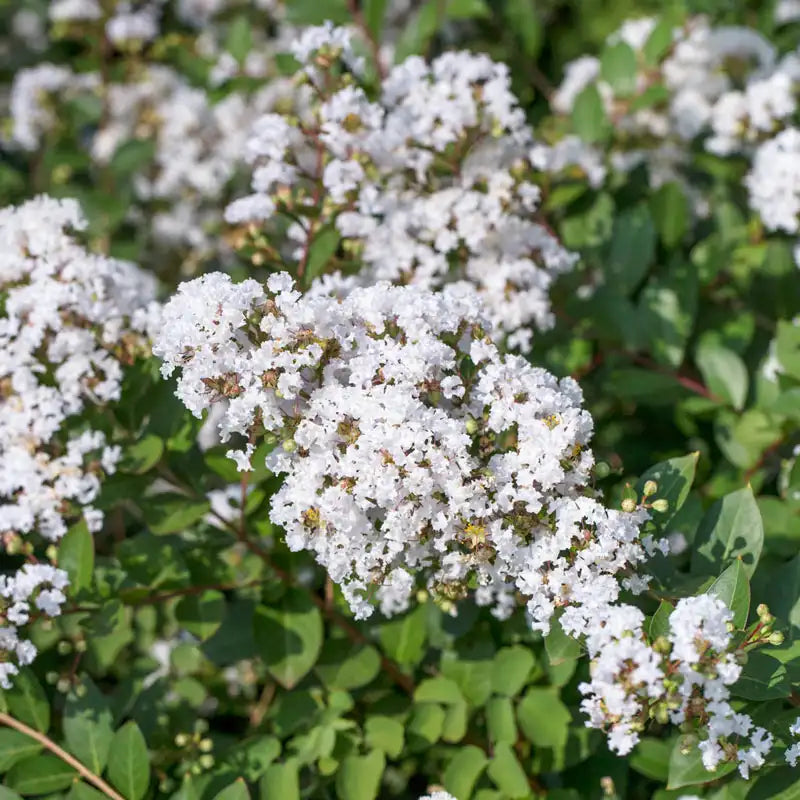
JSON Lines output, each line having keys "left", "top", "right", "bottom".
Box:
{"left": 156, "top": 271, "right": 657, "bottom": 626}
{"left": 226, "top": 25, "right": 576, "bottom": 351}
{"left": 576, "top": 595, "right": 773, "bottom": 776}
{"left": 0, "top": 196, "right": 157, "bottom": 686}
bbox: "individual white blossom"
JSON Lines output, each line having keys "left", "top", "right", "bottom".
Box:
{"left": 785, "top": 716, "right": 800, "bottom": 766}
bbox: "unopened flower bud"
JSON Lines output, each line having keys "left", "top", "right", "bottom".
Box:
{"left": 594, "top": 461, "right": 611, "bottom": 479}
{"left": 282, "top": 438, "right": 297, "bottom": 453}
{"left": 199, "top": 754, "right": 214, "bottom": 769}
{"left": 465, "top": 417, "right": 479, "bottom": 435}
{"left": 642, "top": 480, "right": 658, "bottom": 497}
{"left": 621, "top": 498, "right": 637, "bottom": 513}
{"left": 175, "top": 733, "right": 189, "bottom": 747}
{"left": 651, "top": 499, "right": 669, "bottom": 513}
{"left": 768, "top": 631, "right": 785, "bottom": 645}
{"left": 756, "top": 603, "right": 769, "bottom": 618}
{"left": 199, "top": 738, "right": 213, "bottom": 753}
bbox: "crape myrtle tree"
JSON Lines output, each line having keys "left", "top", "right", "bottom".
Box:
{"left": 1, "top": 1, "right": 800, "bottom": 799}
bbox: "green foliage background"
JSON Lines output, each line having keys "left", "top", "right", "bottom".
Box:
{"left": 2, "top": 1, "right": 800, "bottom": 799}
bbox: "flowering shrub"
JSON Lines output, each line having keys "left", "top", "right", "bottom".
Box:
{"left": 1, "top": 2, "right": 800, "bottom": 800}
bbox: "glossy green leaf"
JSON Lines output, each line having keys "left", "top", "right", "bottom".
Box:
{"left": 708, "top": 560, "right": 750, "bottom": 629}
{"left": 335, "top": 750, "right": 384, "bottom": 800}
{"left": 692, "top": 486, "right": 763, "bottom": 577}
{"left": 5, "top": 755, "right": 77, "bottom": 795}
{"left": 253, "top": 588, "right": 323, "bottom": 689}
{"left": 107, "top": 721, "right": 150, "bottom": 800}
{"left": 443, "top": 745, "right": 488, "bottom": 799}
{"left": 0, "top": 729, "right": 42, "bottom": 772}
{"left": 63, "top": 677, "right": 113, "bottom": 774}
{"left": 58, "top": 520, "right": 94, "bottom": 593}
{"left": 176, "top": 590, "right": 226, "bottom": 641}
{"left": 4, "top": 670, "right": 50, "bottom": 733}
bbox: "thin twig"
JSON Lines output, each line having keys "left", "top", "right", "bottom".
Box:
{"left": 0, "top": 711, "right": 126, "bottom": 800}
{"left": 346, "top": 0, "right": 387, "bottom": 80}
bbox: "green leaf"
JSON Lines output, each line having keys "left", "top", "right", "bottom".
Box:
{"left": 226, "top": 15, "right": 252, "bottom": 64}
{"left": 733, "top": 652, "right": 791, "bottom": 700}
{"left": 648, "top": 601, "right": 674, "bottom": 640}
{"left": 630, "top": 737, "right": 671, "bottom": 781}
{"left": 544, "top": 613, "right": 581, "bottom": 666}
{"left": 486, "top": 697, "right": 517, "bottom": 744}
{"left": 0, "top": 729, "right": 42, "bottom": 772}
{"left": 667, "top": 738, "right": 736, "bottom": 789}
{"left": 335, "top": 750, "right": 384, "bottom": 800}
{"left": 443, "top": 745, "right": 488, "bottom": 798}
{"left": 708, "top": 561, "right": 750, "bottom": 629}
{"left": 747, "top": 767, "right": 800, "bottom": 800}
{"left": 643, "top": 18, "right": 674, "bottom": 64}
{"left": 414, "top": 677, "right": 464, "bottom": 705}
{"left": 222, "top": 737, "right": 280, "bottom": 782}
{"left": 650, "top": 182, "right": 688, "bottom": 247}
{"left": 600, "top": 42, "right": 637, "bottom": 95}
{"left": 607, "top": 204, "right": 656, "bottom": 295}
{"left": 571, "top": 84, "right": 610, "bottom": 143}
{"left": 119, "top": 435, "right": 164, "bottom": 474}
{"left": 503, "top": 0, "right": 542, "bottom": 56}
{"left": 69, "top": 784, "right": 107, "bottom": 800}
{"left": 58, "top": 520, "right": 94, "bottom": 594}
{"left": 285, "top": 0, "right": 349, "bottom": 23}
{"left": 315, "top": 639, "right": 381, "bottom": 690}
{"left": 304, "top": 225, "right": 341, "bottom": 286}
{"left": 691, "top": 487, "right": 764, "bottom": 577}
{"left": 110, "top": 139, "right": 156, "bottom": 177}
{"left": 696, "top": 341, "right": 749, "bottom": 410}
{"left": 253, "top": 588, "right": 323, "bottom": 689}
{"left": 63, "top": 677, "right": 114, "bottom": 774}
{"left": 441, "top": 701, "right": 468, "bottom": 743}
{"left": 176, "top": 591, "right": 226, "bottom": 641}
{"left": 107, "top": 721, "right": 150, "bottom": 800}
{"left": 517, "top": 688, "right": 571, "bottom": 750}
{"left": 259, "top": 761, "right": 300, "bottom": 800}
{"left": 214, "top": 779, "right": 250, "bottom": 800}
{"left": 379, "top": 604, "right": 427, "bottom": 667}
{"left": 143, "top": 494, "right": 211, "bottom": 535}
{"left": 491, "top": 646, "right": 534, "bottom": 696}
{"left": 487, "top": 742, "right": 529, "bottom": 798}
{"left": 4, "top": 670, "right": 50, "bottom": 733}
{"left": 363, "top": 0, "right": 388, "bottom": 37}
{"left": 0, "top": 787, "right": 21, "bottom": 800}
{"left": 635, "top": 452, "right": 698, "bottom": 523}
{"left": 364, "top": 717, "right": 404, "bottom": 759}
{"left": 5, "top": 755, "right": 77, "bottom": 795}
{"left": 407, "top": 704, "right": 445, "bottom": 749}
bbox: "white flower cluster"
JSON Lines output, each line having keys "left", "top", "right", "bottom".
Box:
{"left": 0, "top": 195, "right": 156, "bottom": 685}
{"left": 576, "top": 594, "right": 773, "bottom": 777}
{"left": 226, "top": 25, "right": 576, "bottom": 351}
{"left": 155, "top": 272, "right": 658, "bottom": 625}
{"left": 785, "top": 716, "right": 800, "bottom": 766}
{"left": 5, "top": 2, "right": 299, "bottom": 269}
{"left": 548, "top": 15, "right": 786, "bottom": 211}
{"left": 419, "top": 793, "right": 456, "bottom": 800}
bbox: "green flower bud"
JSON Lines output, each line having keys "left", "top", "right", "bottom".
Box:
{"left": 282, "top": 438, "right": 297, "bottom": 453}
{"left": 465, "top": 417, "right": 479, "bottom": 435}
{"left": 621, "top": 498, "right": 637, "bottom": 513}
{"left": 594, "top": 461, "right": 611, "bottom": 479}
{"left": 175, "top": 733, "right": 189, "bottom": 747}
{"left": 642, "top": 480, "right": 658, "bottom": 497}
{"left": 651, "top": 498, "right": 669, "bottom": 513}
{"left": 768, "top": 631, "right": 785, "bottom": 645}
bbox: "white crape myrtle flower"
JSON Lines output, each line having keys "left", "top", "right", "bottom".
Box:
{"left": 156, "top": 271, "right": 661, "bottom": 629}
{"left": 49, "top": 0, "right": 103, "bottom": 22}
{"left": 547, "top": 15, "right": 782, "bottom": 209}
{"left": 8, "top": 64, "right": 98, "bottom": 151}
{"left": 746, "top": 127, "right": 800, "bottom": 235}
{"left": 226, "top": 26, "right": 576, "bottom": 352}
{"left": 573, "top": 593, "right": 775, "bottom": 775}
{"left": 419, "top": 793, "right": 457, "bottom": 800}
{"left": 0, "top": 195, "right": 157, "bottom": 686}
{"left": 785, "top": 716, "right": 800, "bottom": 766}
{"left": 105, "top": 2, "right": 161, "bottom": 44}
